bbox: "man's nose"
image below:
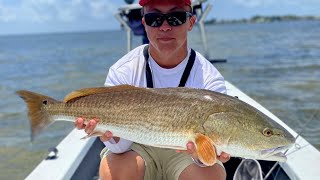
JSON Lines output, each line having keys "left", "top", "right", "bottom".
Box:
{"left": 159, "top": 19, "right": 172, "bottom": 31}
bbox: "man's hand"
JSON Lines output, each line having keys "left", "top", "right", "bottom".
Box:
{"left": 74, "top": 117, "right": 117, "bottom": 142}
{"left": 176, "top": 142, "right": 230, "bottom": 164}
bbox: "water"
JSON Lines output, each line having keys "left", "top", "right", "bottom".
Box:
{"left": 0, "top": 20, "right": 319, "bottom": 179}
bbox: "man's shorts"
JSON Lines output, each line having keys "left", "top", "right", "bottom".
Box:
{"left": 100, "top": 143, "right": 224, "bottom": 180}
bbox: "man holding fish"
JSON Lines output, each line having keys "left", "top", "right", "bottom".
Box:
{"left": 76, "top": 0, "right": 229, "bottom": 179}
{"left": 16, "top": 0, "right": 295, "bottom": 179}
{"left": 15, "top": 0, "right": 296, "bottom": 179}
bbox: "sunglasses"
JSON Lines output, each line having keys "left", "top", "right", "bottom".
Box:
{"left": 144, "top": 11, "right": 193, "bottom": 27}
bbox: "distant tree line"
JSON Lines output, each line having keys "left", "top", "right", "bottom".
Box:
{"left": 205, "top": 15, "right": 320, "bottom": 24}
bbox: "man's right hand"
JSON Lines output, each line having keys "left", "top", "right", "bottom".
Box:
{"left": 74, "top": 117, "right": 117, "bottom": 142}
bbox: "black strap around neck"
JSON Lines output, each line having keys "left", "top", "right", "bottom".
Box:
{"left": 144, "top": 45, "right": 154, "bottom": 88}
{"left": 143, "top": 45, "right": 196, "bottom": 88}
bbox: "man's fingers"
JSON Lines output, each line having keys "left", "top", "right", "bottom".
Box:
{"left": 176, "top": 142, "right": 194, "bottom": 153}
{"left": 218, "top": 152, "right": 231, "bottom": 163}
{"left": 187, "top": 142, "right": 199, "bottom": 159}
{"left": 75, "top": 117, "right": 86, "bottom": 129}
{"left": 76, "top": 117, "right": 113, "bottom": 142}
{"left": 186, "top": 142, "right": 195, "bottom": 152}
{"left": 100, "top": 131, "right": 113, "bottom": 142}
{"left": 84, "top": 119, "right": 97, "bottom": 134}
{"left": 176, "top": 142, "right": 198, "bottom": 159}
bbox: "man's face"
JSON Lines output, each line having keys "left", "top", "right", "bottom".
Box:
{"left": 142, "top": 2, "right": 196, "bottom": 53}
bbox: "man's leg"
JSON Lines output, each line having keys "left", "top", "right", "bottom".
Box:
{"left": 179, "top": 163, "right": 226, "bottom": 180}
{"left": 99, "top": 151, "right": 145, "bottom": 180}
{"left": 161, "top": 148, "right": 226, "bottom": 180}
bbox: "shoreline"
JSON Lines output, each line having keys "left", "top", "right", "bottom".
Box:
{"left": 206, "top": 15, "right": 320, "bottom": 25}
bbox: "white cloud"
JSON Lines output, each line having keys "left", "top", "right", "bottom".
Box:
{"left": 0, "top": 0, "right": 120, "bottom": 23}
{"left": 89, "top": 0, "right": 118, "bottom": 18}
{"left": 0, "top": 3, "right": 16, "bottom": 22}
{"left": 232, "top": 0, "right": 269, "bottom": 8}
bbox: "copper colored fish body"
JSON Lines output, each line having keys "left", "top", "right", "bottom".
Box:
{"left": 17, "top": 85, "right": 295, "bottom": 166}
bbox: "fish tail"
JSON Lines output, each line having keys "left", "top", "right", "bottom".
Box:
{"left": 16, "top": 90, "right": 60, "bottom": 141}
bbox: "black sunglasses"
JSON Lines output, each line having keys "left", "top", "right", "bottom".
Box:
{"left": 144, "top": 11, "right": 193, "bottom": 27}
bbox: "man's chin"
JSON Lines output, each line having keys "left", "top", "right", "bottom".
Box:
{"left": 156, "top": 44, "right": 177, "bottom": 52}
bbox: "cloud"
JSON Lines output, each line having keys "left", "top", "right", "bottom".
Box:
{"left": 0, "top": 1, "right": 16, "bottom": 22}
{"left": 0, "top": 0, "right": 120, "bottom": 23}
{"left": 89, "top": 0, "right": 118, "bottom": 19}
{"left": 231, "top": 0, "right": 270, "bottom": 8}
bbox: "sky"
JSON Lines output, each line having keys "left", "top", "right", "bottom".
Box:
{"left": 0, "top": 0, "right": 319, "bottom": 35}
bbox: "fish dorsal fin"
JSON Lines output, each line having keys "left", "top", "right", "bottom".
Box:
{"left": 63, "top": 85, "right": 138, "bottom": 103}
{"left": 195, "top": 133, "right": 217, "bottom": 166}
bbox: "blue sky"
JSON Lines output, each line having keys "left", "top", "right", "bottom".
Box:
{"left": 0, "top": 0, "right": 319, "bottom": 35}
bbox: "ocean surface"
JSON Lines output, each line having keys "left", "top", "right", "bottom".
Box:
{"left": 0, "top": 20, "right": 319, "bottom": 179}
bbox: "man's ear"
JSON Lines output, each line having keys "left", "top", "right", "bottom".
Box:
{"left": 188, "top": 15, "right": 196, "bottom": 31}
{"left": 142, "top": 17, "right": 146, "bottom": 28}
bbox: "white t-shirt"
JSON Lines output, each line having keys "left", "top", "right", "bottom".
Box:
{"left": 103, "top": 44, "right": 226, "bottom": 153}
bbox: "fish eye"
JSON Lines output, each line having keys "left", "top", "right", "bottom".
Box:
{"left": 43, "top": 100, "right": 48, "bottom": 105}
{"left": 263, "top": 128, "right": 273, "bottom": 137}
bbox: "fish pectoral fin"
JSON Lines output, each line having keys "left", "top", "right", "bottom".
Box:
{"left": 80, "top": 130, "right": 104, "bottom": 140}
{"left": 64, "top": 85, "right": 138, "bottom": 103}
{"left": 195, "top": 133, "right": 216, "bottom": 166}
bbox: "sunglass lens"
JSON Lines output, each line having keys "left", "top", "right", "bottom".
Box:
{"left": 144, "top": 13, "right": 164, "bottom": 27}
{"left": 166, "top": 12, "right": 187, "bottom": 26}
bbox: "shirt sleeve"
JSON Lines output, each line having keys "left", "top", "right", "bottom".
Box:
{"left": 105, "top": 67, "right": 128, "bottom": 87}
{"left": 102, "top": 67, "right": 133, "bottom": 153}
{"left": 103, "top": 138, "right": 133, "bottom": 154}
{"left": 205, "top": 75, "right": 227, "bottom": 94}
{"left": 200, "top": 57, "right": 227, "bottom": 94}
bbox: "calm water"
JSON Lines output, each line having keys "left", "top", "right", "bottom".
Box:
{"left": 0, "top": 20, "right": 319, "bottom": 179}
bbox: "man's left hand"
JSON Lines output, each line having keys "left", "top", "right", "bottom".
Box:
{"left": 176, "top": 142, "right": 230, "bottom": 164}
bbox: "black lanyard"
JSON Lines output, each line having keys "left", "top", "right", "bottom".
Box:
{"left": 143, "top": 45, "right": 196, "bottom": 88}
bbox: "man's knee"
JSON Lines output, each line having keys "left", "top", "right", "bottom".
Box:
{"left": 99, "top": 151, "right": 145, "bottom": 180}
{"left": 179, "top": 163, "right": 226, "bottom": 180}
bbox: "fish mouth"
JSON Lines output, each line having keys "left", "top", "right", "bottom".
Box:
{"left": 260, "top": 145, "right": 293, "bottom": 162}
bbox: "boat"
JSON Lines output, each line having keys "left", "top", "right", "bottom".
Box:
{"left": 25, "top": 1, "right": 320, "bottom": 180}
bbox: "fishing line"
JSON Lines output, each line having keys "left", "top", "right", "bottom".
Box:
{"left": 263, "top": 134, "right": 301, "bottom": 180}
{"left": 297, "top": 109, "right": 319, "bottom": 136}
